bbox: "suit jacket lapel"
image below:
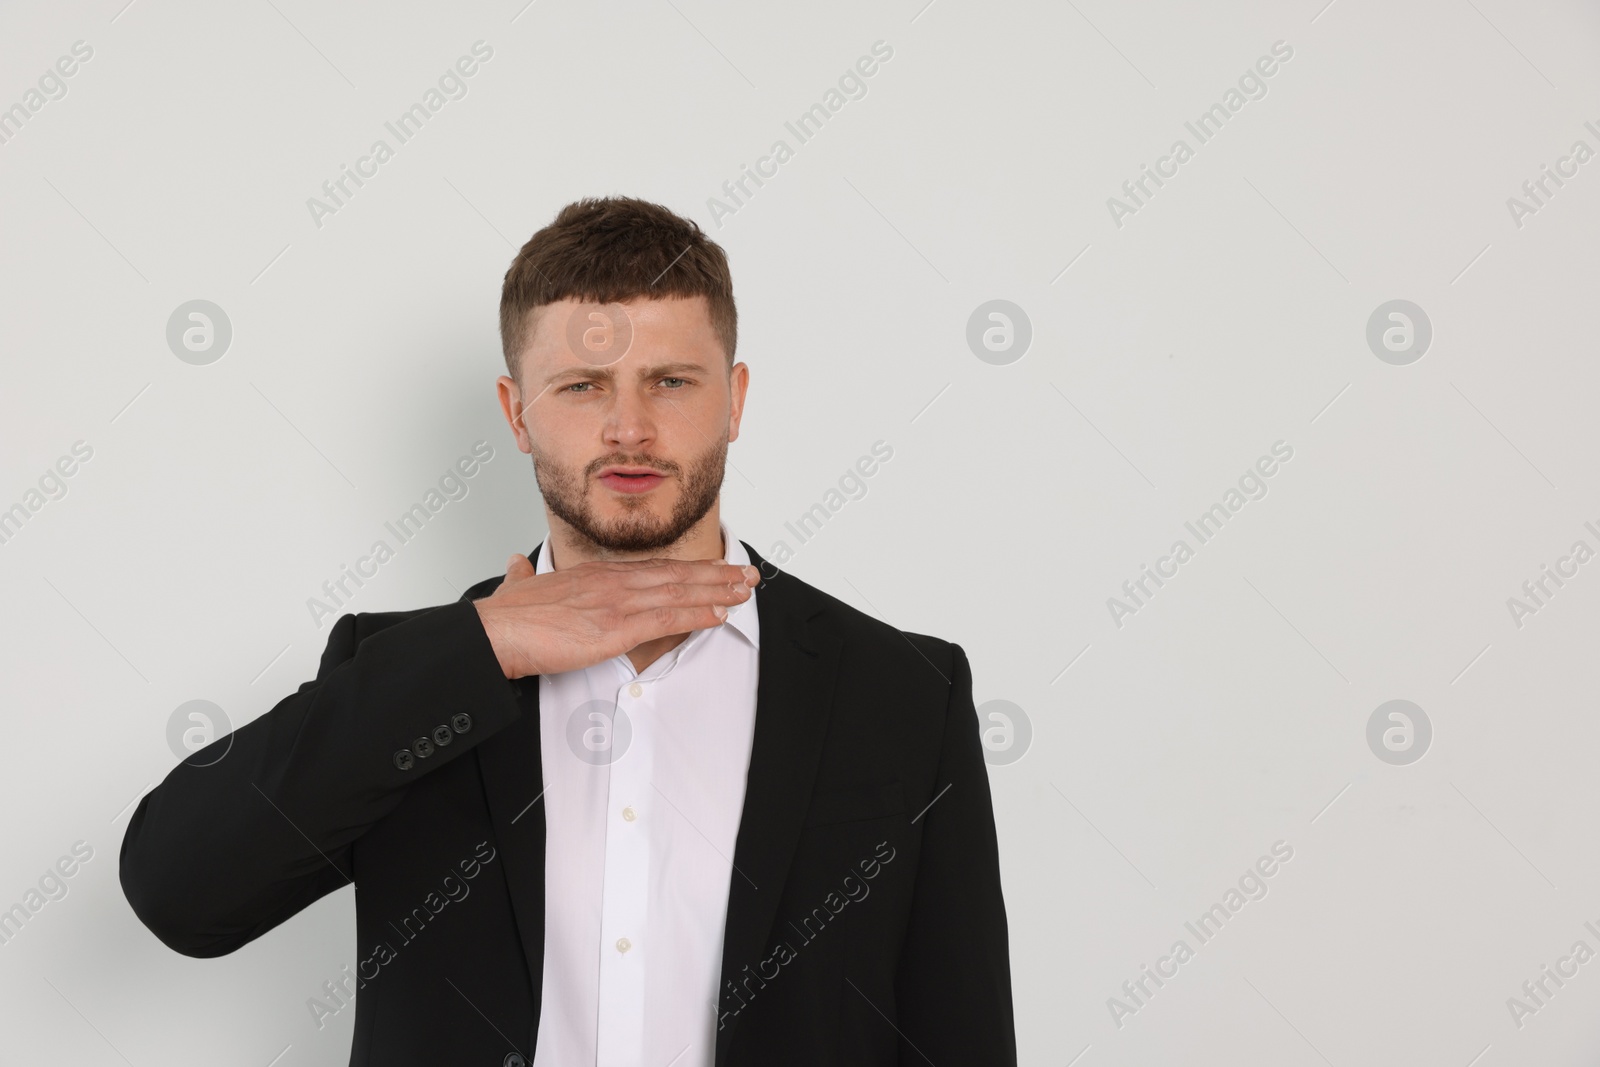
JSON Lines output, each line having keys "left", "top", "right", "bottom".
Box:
{"left": 468, "top": 546, "right": 549, "bottom": 1051}
{"left": 716, "top": 543, "right": 840, "bottom": 1062}
{"left": 475, "top": 681, "right": 548, "bottom": 1046}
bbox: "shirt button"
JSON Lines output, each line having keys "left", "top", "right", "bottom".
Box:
{"left": 616, "top": 936, "right": 632, "bottom": 954}
{"left": 622, "top": 806, "right": 636, "bottom": 822}
{"left": 628, "top": 682, "right": 643, "bottom": 698}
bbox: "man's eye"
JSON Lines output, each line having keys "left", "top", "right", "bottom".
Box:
{"left": 561, "top": 379, "right": 686, "bottom": 393}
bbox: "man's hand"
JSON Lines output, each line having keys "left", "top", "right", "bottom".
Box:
{"left": 472, "top": 554, "right": 760, "bottom": 679}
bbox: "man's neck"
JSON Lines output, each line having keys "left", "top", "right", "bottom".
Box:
{"left": 545, "top": 511, "right": 726, "bottom": 570}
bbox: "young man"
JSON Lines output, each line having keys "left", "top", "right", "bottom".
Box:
{"left": 120, "top": 197, "right": 1016, "bottom": 1066}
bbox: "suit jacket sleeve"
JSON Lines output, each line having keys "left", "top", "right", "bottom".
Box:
{"left": 118, "top": 597, "right": 523, "bottom": 958}
{"left": 893, "top": 642, "right": 1018, "bottom": 1064}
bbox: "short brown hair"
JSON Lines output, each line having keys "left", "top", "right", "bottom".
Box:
{"left": 499, "top": 196, "right": 737, "bottom": 382}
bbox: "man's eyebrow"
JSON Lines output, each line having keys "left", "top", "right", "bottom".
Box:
{"left": 543, "top": 360, "right": 710, "bottom": 385}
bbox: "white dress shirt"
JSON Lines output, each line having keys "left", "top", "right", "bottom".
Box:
{"left": 531, "top": 522, "right": 760, "bottom": 1067}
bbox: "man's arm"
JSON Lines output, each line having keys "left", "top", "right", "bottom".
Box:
{"left": 893, "top": 641, "right": 1018, "bottom": 1064}
{"left": 119, "top": 555, "right": 759, "bottom": 958}
{"left": 118, "top": 598, "right": 522, "bottom": 958}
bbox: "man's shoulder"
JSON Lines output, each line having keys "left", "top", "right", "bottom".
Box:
{"left": 758, "top": 551, "right": 960, "bottom": 685}
{"left": 323, "top": 595, "right": 481, "bottom": 648}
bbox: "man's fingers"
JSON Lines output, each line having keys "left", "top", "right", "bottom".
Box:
{"left": 612, "top": 573, "right": 754, "bottom": 617}
{"left": 607, "top": 558, "right": 759, "bottom": 589}
{"left": 622, "top": 603, "right": 733, "bottom": 646}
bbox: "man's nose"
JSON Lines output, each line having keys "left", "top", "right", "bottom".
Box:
{"left": 602, "top": 386, "right": 656, "bottom": 450}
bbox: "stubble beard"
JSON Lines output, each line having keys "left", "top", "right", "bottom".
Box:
{"left": 531, "top": 434, "right": 728, "bottom": 554}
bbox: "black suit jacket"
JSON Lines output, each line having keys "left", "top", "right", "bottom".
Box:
{"left": 120, "top": 542, "right": 1016, "bottom": 1065}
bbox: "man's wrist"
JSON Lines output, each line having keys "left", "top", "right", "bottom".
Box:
{"left": 471, "top": 600, "right": 522, "bottom": 680}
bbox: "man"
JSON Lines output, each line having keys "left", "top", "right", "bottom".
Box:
{"left": 120, "top": 196, "right": 1015, "bottom": 1066}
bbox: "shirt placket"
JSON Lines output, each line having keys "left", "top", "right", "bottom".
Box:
{"left": 595, "top": 663, "right": 655, "bottom": 1067}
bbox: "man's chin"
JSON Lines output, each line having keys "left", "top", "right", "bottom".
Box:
{"left": 582, "top": 516, "right": 690, "bottom": 554}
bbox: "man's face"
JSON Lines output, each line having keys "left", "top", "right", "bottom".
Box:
{"left": 497, "top": 294, "right": 748, "bottom": 554}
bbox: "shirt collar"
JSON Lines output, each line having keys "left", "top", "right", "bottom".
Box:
{"left": 531, "top": 519, "right": 759, "bottom": 651}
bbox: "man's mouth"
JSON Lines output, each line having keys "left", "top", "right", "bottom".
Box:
{"left": 598, "top": 467, "right": 668, "bottom": 493}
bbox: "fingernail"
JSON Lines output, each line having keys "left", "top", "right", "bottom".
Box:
{"left": 713, "top": 604, "right": 728, "bottom": 618}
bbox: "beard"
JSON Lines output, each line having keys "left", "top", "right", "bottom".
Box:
{"left": 530, "top": 433, "right": 727, "bottom": 554}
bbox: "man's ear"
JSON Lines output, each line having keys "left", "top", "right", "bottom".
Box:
{"left": 727, "top": 361, "right": 749, "bottom": 443}
{"left": 496, "top": 374, "right": 533, "bottom": 454}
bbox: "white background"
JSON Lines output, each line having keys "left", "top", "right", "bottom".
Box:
{"left": 3, "top": 0, "right": 1599, "bottom": 1063}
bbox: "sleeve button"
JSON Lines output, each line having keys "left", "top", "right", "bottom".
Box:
{"left": 393, "top": 750, "right": 415, "bottom": 771}
{"left": 412, "top": 736, "right": 435, "bottom": 759}
{"left": 451, "top": 712, "right": 473, "bottom": 734}
{"left": 432, "top": 724, "right": 453, "bottom": 747}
